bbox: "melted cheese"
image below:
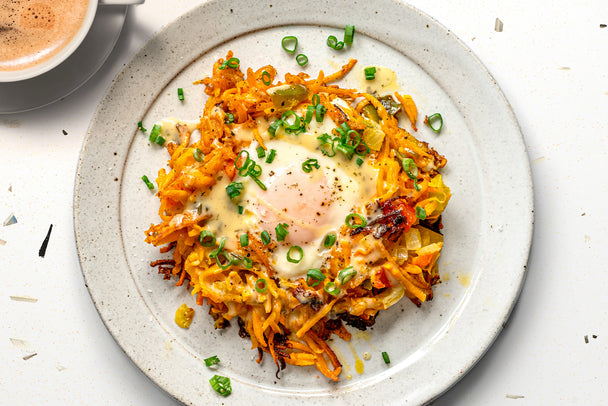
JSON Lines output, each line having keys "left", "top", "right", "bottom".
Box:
{"left": 359, "top": 66, "right": 400, "bottom": 94}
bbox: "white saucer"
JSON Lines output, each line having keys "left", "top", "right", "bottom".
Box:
{"left": 0, "top": 5, "right": 127, "bottom": 114}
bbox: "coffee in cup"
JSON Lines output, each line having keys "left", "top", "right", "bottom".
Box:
{"left": 0, "top": 0, "right": 96, "bottom": 81}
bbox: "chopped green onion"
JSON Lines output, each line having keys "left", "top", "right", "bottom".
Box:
{"left": 255, "top": 278, "right": 267, "bottom": 293}
{"left": 199, "top": 230, "right": 216, "bottom": 247}
{"left": 193, "top": 148, "right": 204, "bottom": 162}
{"left": 344, "top": 25, "right": 355, "bottom": 44}
{"left": 345, "top": 130, "right": 360, "bottom": 148}
{"left": 317, "top": 133, "right": 332, "bottom": 144}
{"left": 214, "top": 253, "right": 232, "bottom": 269}
{"left": 364, "top": 66, "right": 376, "bottom": 80}
{"left": 336, "top": 121, "right": 351, "bottom": 137}
{"left": 317, "top": 133, "right": 337, "bottom": 157}
{"left": 401, "top": 158, "right": 419, "bottom": 180}
{"left": 337, "top": 266, "right": 357, "bottom": 285}
{"left": 227, "top": 58, "right": 240, "bottom": 68}
{"left": 281, "top": 110, "right": 305, "bottom": 134}
{"left": 250, "top": 175, "right": 267, "bottom": 191}
{"left": 204, "top": 355, "right": 220, "bottom": 367}
{"left": 315, "top": 103, "right": 327, "bottom": 122}
{"left": 304, "top": 105, "right": 314, "bottom": 124}
{"left": 149, "top": 124, "right": 165, "bottom": 146}
{"left": 265, "top": 149, "right": 277, "bottom": 163}
{"left": 317, "top": 126, "right": 369, "bottom": 161}
{"left": 240, "top": 233, "right": 249, "bottom": 247}
{"left": 141, "top": 175, "right": 154, "bottom": 190}
{"left": 239, "top": 256, "right": 253, "bottom": 269}
{"left": 177, "top": 87, "right": 184, "bottom": 101}
{"left": 260, "top": 230, "right": 271, "bottom": 245}
{"left": 137, "top": 121, "right": 147, "bottom": 132}
{"left": 281, "top": 36, "right": 298, "bottom": 53}
{"left": 354, "top": 141, "right": 370, "bottom": 157}
{"left": 149, "top": 124, "right": 161, "bottom": 140}
{"left": 302, "top": 158, "right": 320, "bottom": 173}
{"left": 209, "top": 237, "right": 226, "bottom": 258}
{"left": 356, "top": 157, "right": 364, "bottom": 166}
{"left": 238, "top": 205, "right": 244, "bottom": 214}
{"left": 323, "top": 234, "right": 336, "bottom": 248}
{"left": 214, "top": 250, "right": 233, "bottom": 270}
{"left": 261, "top": 70, "right": 272, "bottom": 86}
{"left": 413, "top": 179, "right": 422, "bottom": 192}
{"left": 230, "top": 253, "right": 252, "bottom": 270}
{"left": 256, "top": 146, "right": 266, "bottom": 159}
{"left": 209, "top": 374, "right": 231, "bottom": 397}
{"left": 334, "top": 143, "right": 354, "bottom": 160}
{"left": 306, "top": 268, "right": 326, "bottom": 287}
{"left": 219, "top": 57, "right": 240, "bottom": 70}
{"left": 426, "top": 113, "right": 443, "bottom": 133}
{"left": 382, "top": 351, "right": 390, "bottom": 364}
{"left": 312, "top": 94, "right": 320, "bottom": 106}
{"left": 275, "top": 223, "right": 289, "bottom": 242}
{"left": 226, "top": 182, "right": 244, "bottom": 199}
{"left": 268, "top": 119, "right": 282, "bottom": 136}
{"left": 345, "top": 213, "right": 367, "bottom": 228}
{"left": 248, "top": 163, "right": 262, "bottom": 178}
{"left": 296, "top": 53, "right": 308, "bottom": 67}
{"left": 326, "top": 35, "right": 344, "bottom": 50}
{"left": 235, "top": 150, "right": 250, "bottom": 170}
{"left": 237, "top": 159, "right": 255, "bottom": 177}
{"left": 224, "top": 112, "right": 235, "bottom": 125}
{"left": 287, "top": 245, "right": 304, "bottom": 263}
{"left": 416, "top": 206, "right": 427, "bottom": 220}
{"left": 324, "top": 281, "right": 340, "bottom": 296}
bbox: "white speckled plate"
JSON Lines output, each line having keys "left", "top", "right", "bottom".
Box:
{"left": 74, "top": 0, "right": 533, "bottom": 405}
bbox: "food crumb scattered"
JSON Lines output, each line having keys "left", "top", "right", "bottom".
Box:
{"left": 9, "top": 295, "right": 38, "bottom": 303}
{"left": 0, "top": 238, "right": 6, "bottom": 246}
{"left": 593, "top": 335, "right": 598, "bottom": 339}
{"left": 56, "top": 364, "right": 67, "bottom": 372}
{"left": 38, "top": 224, "right": 53, "bottom": 257}
{"left": 495, "top": 18, "right": 504, "bottom": 32}
{"left": 22, "top": 352, "right": 37, "bottom": 361}
{"left": 62, "top": 129, "right": 68, "bottom": 135}
{"left": 506, "top": 394, "right": 525, "bottom": 399}
{"left": 10, "top": 338, "right": 37, "bottom": 360}
{"left": 584, "top": 335, "right": 589, "bottom": 343}
{"left": 531, "top": 156, "right": 546, "bottom": 165}
{"left": 3, "top": 213, "right": 17, "bottom": 226}
{"left": 10, "top": 338, "right": 30, "bottom": 349}
{"left": 600, "top": 24, "right": 606, "bottom": 28}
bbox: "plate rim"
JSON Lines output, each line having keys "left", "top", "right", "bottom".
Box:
{"left": 74, "top": 0, "right": 534, "bottom": 404}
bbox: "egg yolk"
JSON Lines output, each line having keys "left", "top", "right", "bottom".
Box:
{"left": 250, "top": 160, "right": 336, "bottom": 245}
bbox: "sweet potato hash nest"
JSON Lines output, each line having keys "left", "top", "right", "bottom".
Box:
{"left": 145, "top": 52, "right": 450, "bottom": 381}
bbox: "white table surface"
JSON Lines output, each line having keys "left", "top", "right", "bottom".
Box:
{"left": 2, "top": 0, "right": 606, "bottom": 404}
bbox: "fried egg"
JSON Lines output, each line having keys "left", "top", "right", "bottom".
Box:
{"left": 188, "top": 109, "right": 378, "bottom": 280}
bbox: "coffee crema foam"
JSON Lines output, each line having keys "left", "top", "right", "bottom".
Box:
{"left": 0, "top": 0, "right": 88, "bottom": 72}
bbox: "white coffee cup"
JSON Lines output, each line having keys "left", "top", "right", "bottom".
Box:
{"left": 0, "top": 0, "right": 144, "bottom": 83}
